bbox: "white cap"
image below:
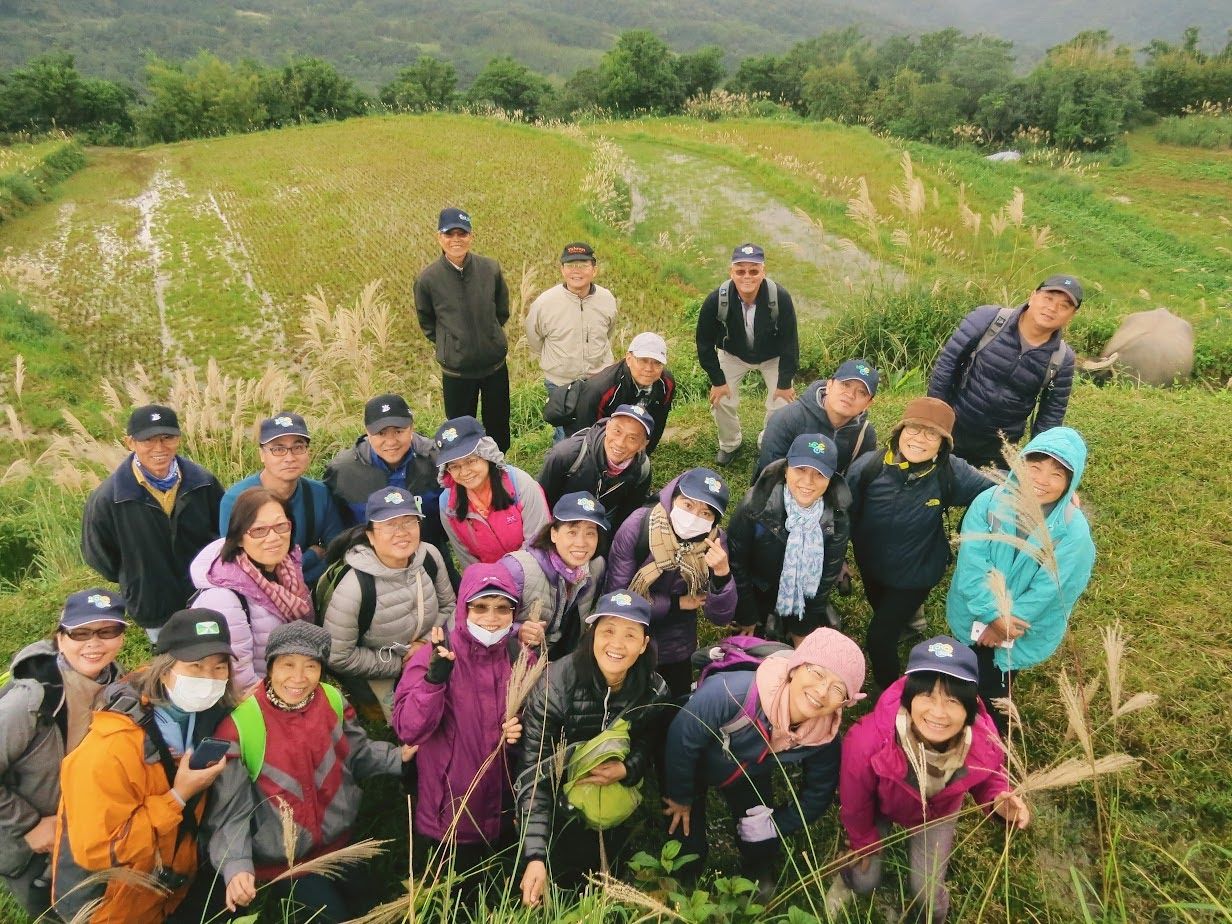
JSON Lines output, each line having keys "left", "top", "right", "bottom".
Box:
{"left": 628, "top": 332, "right": 667, "bottom": 364}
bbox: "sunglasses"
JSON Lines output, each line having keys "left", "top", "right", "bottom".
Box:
{"left": 246, "top": 521, "right": 293, "bottom": 539}
{"left": 62, "top": 624, "right": 126, "bottom": 642}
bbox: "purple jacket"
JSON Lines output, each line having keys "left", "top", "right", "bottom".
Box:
{"left": 390, "top": 563, "right": 528, "bottom": 845}
{"left": 605, "top": 476, "right": 737, "bottom": 666}
{"left": 839, "top": 677, "right": 1010, "bottom": 851}
{"left": 190, "top": 538, "right": 312, "bottom": 689}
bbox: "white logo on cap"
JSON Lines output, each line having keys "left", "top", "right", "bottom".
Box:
{"left": 704, "top": 476, "right": 722, "bottom": 494}
{"left": 381, "top": 404, "right": 391, "bottom": 412}
{"left": 415, "top": 496, "right": 423, "bottom": 514}
{"left": 384, "top": 491, "right": 405, "bottom": 504}
{"left": 150, "top": 413, "right": 161, "bottom": 421}
{"left": 578, "top": 497, "right": 596, "bottom": 512}
{"left": 274, "top": 416, "right": 293, "bottom": 427}
{"left": 87, "top": 593, "right": 111, "bottom": 608}
{"left": 928, "top": 642, "right": 954, "bottom": 658}
{"left": 440, "top": 427, "right": 457, "bottom": 443}
{"left": 612, "top": 593, "right": 632, "bottom": 606}
{"left": 632, "top": 406, "right": 645, "bottom": 416}
{"left": 741, "top": 245, "right": 755, "bottom": 254}
{"left": 195, "top": 621, "right": 220, "bottom": 636}
{"left": 459, "top": 212, "right": 470, "bottom": 222}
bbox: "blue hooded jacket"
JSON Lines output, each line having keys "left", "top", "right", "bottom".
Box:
{"left": 946, "top": 427, "right": 1095, "bottom": 671}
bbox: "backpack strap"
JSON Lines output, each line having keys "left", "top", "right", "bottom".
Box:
{"left": 302, "top": 481, "right": 318, "bottom": 548}
{"left": 717, "top": 280, "right": 779, "bottom": 341}
{"left": 189, "top": 588, "right": 249, "bottom": 623}
{"left": 233, "top": 683, "right": 346, "bottom": 782}
{"left": 959, "top": 306, "right": 1015, "bottom": 392}
{"left": 320, "top": 682, "right": 345, "bottom": 723}
{"left": 355, "top": 570, "right": 378, "bottom": 643}
{"left": 421, "top": 549, "right": 439, "bottom": 583}
{"left": 566, "top": 434, "right": 591, "bottom": 479}
{"left": 717, "top": 682, "right": 771, "bottom": 788}
{"left": 848, "top": 418, "right": 870, "bottom": 468}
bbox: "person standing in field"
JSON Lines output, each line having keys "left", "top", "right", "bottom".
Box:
{"left": 414, "top": 207, "right": 512, "bottom": 452}
{"left": 928, "top": 275, "right": 1081, "bottom": 469}
{"left": 567, "top": 332, "right": 677, "bottom": 452}
{"left": 525, "top": 241, "right": 619, "bottom": 443}
{"left": 696, "top": 243, "right": 799, "bottom": 467}
{"left": 81, "top": 405, "right": 224, "bottom": 643}
{"left": 219, "top": 412, "right": 342, "bottom": 587}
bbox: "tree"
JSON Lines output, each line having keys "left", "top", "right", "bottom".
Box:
{"left": 138, "top": 53, "right": 266, "bottom": 142}
{"left": 556, "top": 66, "right": 606, "bottom": 116}
{"left": 1142, "top": 28, "right": 1232, "bottom": 114}
{"left": 727, "top": 54, "right": 792, "bottom": 102}
{"left": 0, "top": 54, "right": 135, "bottom": 137}
{"left": 380, "top": 56, "right": 458, "bottom": 111}
{"left": 801, "top": 61, "right": 866, "bottom": 122}
{"left": 465, "top": 56, "right": 554, "bottom": 118}
{"left": 675, "top": 46, "right": 725, "bottom": 100}
{"left": 259, "top": 58, "right": 368, "bottom": 125}
{"left": 599, "top": 30, "right": 683, "bottom": 114}
{"left": 942, "top": 36, "right": 1016, "bottom": 118}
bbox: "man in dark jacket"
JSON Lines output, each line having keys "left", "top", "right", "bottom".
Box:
{"left": 322, "top": 393, "right": 455, "bottom": 583}
{"left": 696, "top": 243, "right": 799, "bottom": 466}
{"left": 80, "top": 405, "right": 223, "bottom": 641}
{"left": 414, "top": 207, "right": 512, "bottom": 451}
{"left": 537, "top": 405, "right": 652, "bottom": 536}
{"left": 568, "top": 332, "right": 676, "bottom": 452}
{"left": 756, "top": 360, "right": 878, "bottom": 478}
{"left": 928, "top": 274, "right": 1080, "bottom": 468}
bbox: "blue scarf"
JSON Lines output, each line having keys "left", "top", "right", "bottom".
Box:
{"left": 775, "top": 489, "right": 826, "bottom": 618}
{"left": 138, "top": 457, "right": 181, "bottom": 493}
{"left": 152, "top": 703, "right": 196, "bottom": 757}
{"left": 367, "top": 443, "right": 411, "bottom": 490}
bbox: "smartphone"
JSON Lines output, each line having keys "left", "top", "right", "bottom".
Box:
{"left": 188, "top": 737, "right": 231, "bottom": 769}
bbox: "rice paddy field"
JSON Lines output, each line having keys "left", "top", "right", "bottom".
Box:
{"left": 0, "top": 114, "right": 1229, "bottom": 922}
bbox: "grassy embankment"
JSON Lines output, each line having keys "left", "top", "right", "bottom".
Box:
{"left": 0, "top": 113, "right": 1229, "bottom": 921}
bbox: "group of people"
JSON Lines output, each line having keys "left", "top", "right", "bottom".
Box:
{"left": 0, "top": 209, "right": 1099, "bottom": 922}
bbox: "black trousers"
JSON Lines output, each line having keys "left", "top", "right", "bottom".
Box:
{"left": 673, "top": 770, "right": 780, "bottom": 881}
{"left": 863, "top": 575, "right": 934, "bottom": 689}
{"left": 973, "top": 643, "right": 1017, "bottom": 737}
{"left": 442, "top": 366, "right": 511, "bottom": 452}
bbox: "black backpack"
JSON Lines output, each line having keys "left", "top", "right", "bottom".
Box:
{"left": 315, "top": 553, "right": 438, "bottom": 642}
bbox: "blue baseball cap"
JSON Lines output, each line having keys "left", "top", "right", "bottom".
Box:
{"left": 552, "top": 491, "right": 609, "bottom": 530}
{"left": 677, "top": 467, "right": 730, "bottom": 518}
{"left": 786, "top": 433, "right": 837, "bottom": 478}
{"left": 731, "top": 242, "right": 765, "bottom": 264}
{"left": 258, "top": 411, "right": 310, "bottom": 445}
{"left": 585, "top": 590, "right": 652, "bottom": 626}
{"left": 365, "top": 486, "right": 424, "bottom": 523}
{"left": 434, "top": 416, "right": 486, "bottom": 465}
{"left": 832, "top": 359, "right": 879, "bottom": 397}
{"left": 608, "top": 403, "right": 653, "bottom": 437}
{"left": 438, "top": 207, "right": 472, "bottom": 233}
{"left": 905, "top": 636, "right": 979, "bottom": 684}
{"left": 60, "top": 588, "right": 128, "bottom": 629}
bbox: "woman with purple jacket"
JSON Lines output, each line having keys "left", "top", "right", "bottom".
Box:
{"left": 605, "top": 468, "right": 736, "bottom": 697}
{"left": 190, "top": 486, "right": 314, "bottom": 690}
{"left": 391, "top": 563, "right": 526, "bottom": 873}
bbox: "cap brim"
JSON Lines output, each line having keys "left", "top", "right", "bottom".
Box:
{"left": 553, "top": 511, "right": 610, "bottom": 531}
{"left": 584, "top": 611, "right": 650, "bottom": 626}
{"left": 1039, "top": 286, "right": 1079, "bottom": 305}
{"left": 676, "top": 483, "right": 726, "bottom": 516}
{"left": 609, "top": 411, "right": 653, "bottom": 436}
{"left": 905, "top": 664, "right": 978, "bottom": 684}
{"left": 366, "top": 416, "right": 412, "bottom": 433}
{"left": 629, "top": 351, "right": 666, "bottom": 363}
{"left": 368, "top": 509, "right": 424, "bottom": 522}
{"left": 1029, "top": 448, "right": 1074, "bottom": 472}
{"left": 833, "top": 375, "right": 873, "bottom": 392}
{"left": 437, "top": 437, "right": 483, "bottom": 465}
{"left": 60, "top": 616, "right": 128, "bottom": 629}
{"left": 260, "top": 430, "right": 310, "bottom": 444}
{"left": 130, "top": 426, "right": 181, "bottom": 440}
{"left": 439, "top": 223, "right": 472, "bottom": 233}
{"left": 787, "top": 458, "right": 835, "bottom": 476}
{"left": 561, "top": 254, "right": 594, "bottom": 263}
{"left": 465, "top": 588, "right": 518, "bottom": 605}
{"left": 164, "top": 641, "right": 232, "bottom": 662}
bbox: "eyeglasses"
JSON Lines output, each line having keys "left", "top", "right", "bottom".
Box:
{"left": 246, "top": 521, "right": 293, "bottom": 539}
{"left": 264, "top": 442, "right": 309, "bottom": 457}
{"left": 802, "top": 665, "right": 848, "bottom": 699}
{"left": 731, "top": 268, "right": 763, "bottom": 277}
{"left": 902, "top": 424, "right": 942, "bottom": 439}
{"left": 445, "top": 457, "right": 485, "bottom": 475}
{"left": 372, "top": 518, "right": 420, "bottom": 535}
{"left": 62, "top": 624, "right": 125, "bottom": 642}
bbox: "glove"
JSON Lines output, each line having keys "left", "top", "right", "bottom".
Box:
{"left": 736, "top": 805, "right": 778, "bottom": 843}
{"left": 424, "top": 644, "right": 454, "bottom": 685}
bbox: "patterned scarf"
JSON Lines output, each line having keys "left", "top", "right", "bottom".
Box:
{"left": 235, "top": 552, "right": 314, "bottom": 621}
{"left": 896, "top": 708, "right": 971, "bottom": 799}
{"left": 628, "top": 503, "right": 713, "bottom": 600}
{"left": 775, "top": 489, "right": 826, "bottom": 619}
{"left": 138, "top": 457, "right": 181, "bottom": 492}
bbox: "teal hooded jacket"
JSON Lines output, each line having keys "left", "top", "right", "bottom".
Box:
{"left": 946, "top": 427, "right": 1095, "bottom": 671}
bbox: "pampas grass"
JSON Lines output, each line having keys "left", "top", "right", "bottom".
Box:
{"left": 269, "top": 837, "right": 391, "bottom": 883}
{"left": 1014, "top": 754, "right": 1140, "bottom": 795}
{"left": 589, "top": 871, "right": 682, "bottom": 921}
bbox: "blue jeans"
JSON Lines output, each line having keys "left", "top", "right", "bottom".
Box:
{"left": 545, "top": 380, "right": 566, "bottom": 443}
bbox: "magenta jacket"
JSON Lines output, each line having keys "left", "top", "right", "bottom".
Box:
{"left": 390, "top": 563, "right": 529, "bottom": 845}
{"left": 838, "top": 677, "right": 1010, "bottom": 851}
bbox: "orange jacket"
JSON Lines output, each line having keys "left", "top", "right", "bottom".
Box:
{"left": 52, "top": 696, "right": 205, "bottom": 924}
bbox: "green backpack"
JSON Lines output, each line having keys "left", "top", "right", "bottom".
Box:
{"left": 231, "top": 682, "right": 346, "bottom": 781}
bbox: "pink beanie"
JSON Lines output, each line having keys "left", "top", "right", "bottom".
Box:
{"left": 789, "top": 628, "right": 867, "bottom": 702}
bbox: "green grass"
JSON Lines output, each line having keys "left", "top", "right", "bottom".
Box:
{"left": 1154, "top": 113, "right": 1232, "bottom": 150}
{"left": 0, "top": 138, "right": 86, "bottom": 226}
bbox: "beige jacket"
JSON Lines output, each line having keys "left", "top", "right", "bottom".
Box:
{"left": 524, "top": 283, "right": 618, "bottom": 385}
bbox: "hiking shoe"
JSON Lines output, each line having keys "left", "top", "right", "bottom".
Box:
{"left": 716, "top": 447, "right": 739, "bottom": 466}
{"left": 825, "top": 876, "right": 854, "bottom": 918}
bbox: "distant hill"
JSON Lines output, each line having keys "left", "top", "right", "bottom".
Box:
{"left": 2, "top": 0, "right": 1228, "bottom": 90}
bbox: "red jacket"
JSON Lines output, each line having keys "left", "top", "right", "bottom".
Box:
{"left": 838, "top": 677, "right": 1010, "bottom": 851}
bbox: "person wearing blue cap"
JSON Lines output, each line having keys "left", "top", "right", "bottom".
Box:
{"left": 695, "top": 243, "right": 800, "bottom": 467}
{"left": 606, "top": 467, "right": 737, "bottom": 696}
{"left": 728, "top": 433, "right": 852, "bottom": 645}
{"left": 756, "top": 360, "right": 879, "bottom": 479}
{"left": 928, "top": 275, "right": 1081, "bottom": 468}
{"left": 219, "top": 412, "right": 343, "bottom": 586}
{"left": 414, "top": 207, "right": 513, "bottom": 451}
{"left": 501, "top": 491, "right": 609, "bottom": 659}
{"left": 517, "top": 589, "right": 668, "bottom": 908}
{"left": 0, "top": 590, "right": 127, "bottom": 918}
{"left": 434, "top": 416, "right": 550, "bottom": 570}
{"left": 537, "top": 403, "right": 652, "bottom": 535}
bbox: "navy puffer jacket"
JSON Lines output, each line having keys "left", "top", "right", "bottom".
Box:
{"left": 928, "top": 304, "right": 1074, "bottom": 444}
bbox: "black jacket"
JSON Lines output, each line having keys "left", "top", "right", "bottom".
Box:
{"left": 847, "top": 448, "right": 992, "bottom": 590}
{"left": 568, "top": 360, "right": 676, "bottom": 453}
{"left": 414, "top": 252, "right": 510, "bottom": 378}
{"left": 695, "top": 279, "right": 799, "bottom": 388}
{"left": 537, "top": 421, "right": 651, "bottom": 536}
{"left": 727, "top": 459, "right": 851, "bottom": 628}
{"left": 80, "top": 455, "right": 223, "bottom": 629}
{"left": 756, "top": 380, "right": 877, "bottom": 478}
{"left": 516, "top": 655, "right": 667, "bottom": 863}
{"left": 927, "top": 304, "right": 1074, "bottom": 445}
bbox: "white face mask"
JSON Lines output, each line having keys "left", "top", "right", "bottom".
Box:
{"left": 670, "top": 506, "right": 714, "bottom": 540}
{"left": 165, "top": 672, "right": 228, "bottom": 713}
{"left": 467, "top": 622, "right": 513, "bottom": 647}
